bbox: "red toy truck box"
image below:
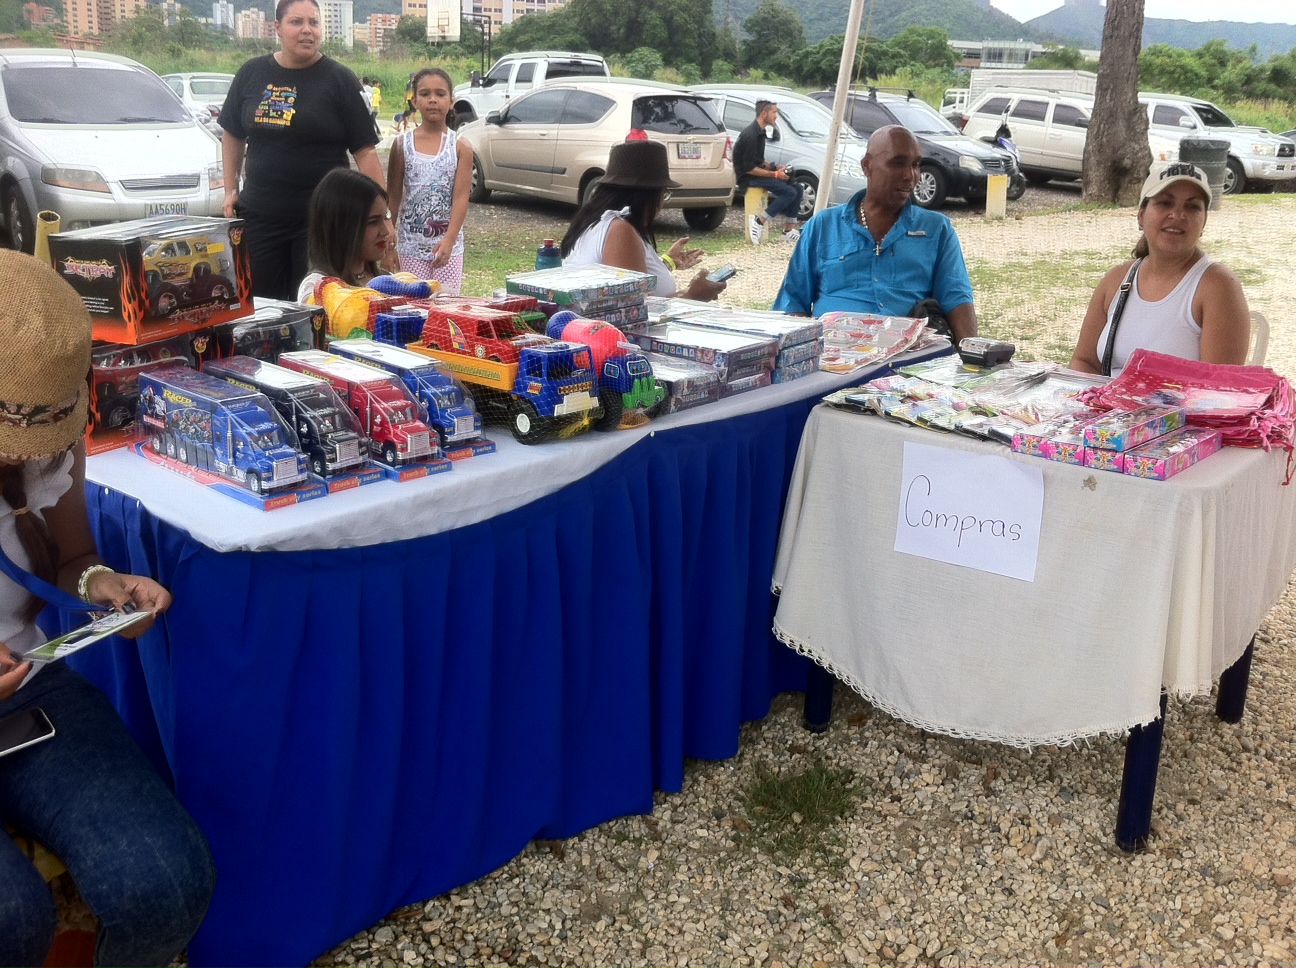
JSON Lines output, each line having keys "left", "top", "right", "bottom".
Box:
{"left": 48, "top": 215, "right": 253, "bottom": 344}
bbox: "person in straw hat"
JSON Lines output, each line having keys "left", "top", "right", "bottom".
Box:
{"left": 0, "top": 250, "right": 216, "bottom": 966}
{"left": 560, "top": 140, "right": 728, "bottom": 302}
{"left": 1071, "top": 161, "right": 1251, "bottom": 377}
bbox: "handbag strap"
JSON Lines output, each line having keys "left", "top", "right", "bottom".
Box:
{"left": 1101, "top": 257, "right": 1143, "bottom": 377}
{"left": 0, "top": 542, "right": 103, "bottom": 615}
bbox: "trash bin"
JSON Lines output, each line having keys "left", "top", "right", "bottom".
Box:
{"left": 1178, "top": 138, "right": 1229, "bottom": 209}
{"left": 984, "top": 174, "right": 1009, "bottom": 220}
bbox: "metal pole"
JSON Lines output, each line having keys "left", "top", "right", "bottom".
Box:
{"left": 814, "top": 0, "right": 867, "bottom": 215}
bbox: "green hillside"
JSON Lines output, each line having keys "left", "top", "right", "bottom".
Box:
{"left": 716, "top": 0, "right": 1062, "bottom": 44}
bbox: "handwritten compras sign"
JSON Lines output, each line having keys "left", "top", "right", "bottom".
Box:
{"left": 894, "top": 442, "right": 1044, "bottom": 582}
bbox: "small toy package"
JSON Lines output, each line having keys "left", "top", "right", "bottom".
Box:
{"left": 1011, "top": 410, "right": 1104, "bottom": 465}
{"left": 661, "top": 307, "right": 823, "bottom": 349}
{"left": 88, "top": 337, "right": 193, "bottom": 454}
{"left": 1082, "top": 405, "right": 1186, "bottom": 452}
{"left": 1121, "top": 427, "right": 1224, "bottom": 481}
{"left": 772, "top": 357, "right": 820, "bottom": 384}
{"left": 1082, "top": 447, "right": 1126, "bottom": 473}
{"left": 49, "top": 216, "right": 252, "bottom": 344}
{"left": 627, "top": 323, "right": 778, "bottom": 382}
{"left": 643, "top": 351, "right": 721, "bottom": 414}
{"left": 722, "top": 370, "right": 773, "bottom": 397}
{"left": 506, "top": 264, "right": 656, "bottom": 303}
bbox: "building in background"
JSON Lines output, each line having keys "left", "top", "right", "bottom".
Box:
{"left": 157, "top": 0, "right": 184, "bottom": 26}
{"left": 212, "top": 0, "right": 234, "bottom": 33}
{"left": 353, "top": 12, "right": 399, "bottom": 50}
{"left": 464, "top": 0, "right": 567, "bottom": 31}
{"left": 22, "top": 2, "right": 60, "bottom": 25}
{"left": 62, "top": 0, "right": 147, "bottom": 38}
{"left": 401, "top": 0, "right": 427, "bottom": 18}
{"left": 320, "top": 0, "right": 353, "bottom": 47}
{"left": 234, "top": 5, "right": 274, "bottom": 39}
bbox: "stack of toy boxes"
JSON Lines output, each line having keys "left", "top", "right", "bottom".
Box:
{"left": 640, "top": 351, "right": 721, "bottom": 413}
{"left": 1014, "top": 405, "right": 1221, "bottom": 480}
{"left": 656, "top": 307, "right": 823, "bottom": 384}
{"left": 505, "top": 264, "right": 655, "bottom": 333}
{"left": 625, "top": 322, "right": 779, "bottom": 398}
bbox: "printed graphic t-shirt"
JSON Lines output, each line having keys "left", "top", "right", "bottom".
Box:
{"left": 221, "top": 54, "right": 378, "bottom": 220}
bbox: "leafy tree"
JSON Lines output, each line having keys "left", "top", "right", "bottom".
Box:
{"left": 740, "top": 0, "right": 805, "bottom": 72}
{"left": 623, "top": 46, "right": 665, "bottom": 79}
{"left": 1025, "top": 43, "right": 1098, "bottom": 72}
{"left": 886, "top": 25, "right": 956, "bottom": 72}
{"left": 715, "top": 22, "right": 740, "bottom": 68}
{"left": 1138, "top": 43, "right": 1209, "bottom": 96}
{"left": 394, "top": 15, "right": 430, "bottom": 51}
{"left": 495, "top": 8, "right": 587, "bottom": 55}
{"left": 709, "top": 58, "right": 737, "bottom": 82}
{"left": 1083, "top": 0, "right": 1149, "bottom": 205}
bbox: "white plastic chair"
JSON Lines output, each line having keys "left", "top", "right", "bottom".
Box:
{"left": 1250, "top": 311, "right": 1269, "bottom": 366}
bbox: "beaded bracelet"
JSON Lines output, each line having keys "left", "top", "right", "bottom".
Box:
{"left": 77, "top": 564, "right": 114, "bottom": 603}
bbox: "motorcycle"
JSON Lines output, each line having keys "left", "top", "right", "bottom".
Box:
{"left": 981, "top": 115, "right": 1028, "bottom": 202}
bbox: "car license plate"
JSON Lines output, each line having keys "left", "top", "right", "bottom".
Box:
{"left": 147, "top": 202, "right": 188, "bottom": 218}
{"left": 677, "top": 142, "right": 702, "bottom": 160}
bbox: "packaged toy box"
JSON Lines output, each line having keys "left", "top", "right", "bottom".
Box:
{"left": 48, "top": 216, "right": 252, "bottom": 344}
{"left": 1082, "top": 406, "right": 1185, "bottom": 452}
{"left": 627, "top": 323, "right": 778, "bottom": 382}
{"left": 88, "top": 338, "right": 193, "bottom": 454}
{"left": 1011, "top": 410, "right": 1104, "bottom": 466}
{"left": 643, "top": 351, "right": 721, "bottom": 414}
{"left": 1122, "top": 427, "right": 1224, "bottom": 481}
{"left": 506, "top": 264, "right": 656, "bottom": 304}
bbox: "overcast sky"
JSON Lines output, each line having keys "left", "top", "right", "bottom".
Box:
{"left": 990, "top": 0, "right": 1296, "bottom": 25}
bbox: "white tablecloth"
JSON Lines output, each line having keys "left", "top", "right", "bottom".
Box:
{"left": 85, "top": 347, "right": 944, "bottom": 553}
{"left": 772, "top": 406, "right": 1296, "bottom": 746}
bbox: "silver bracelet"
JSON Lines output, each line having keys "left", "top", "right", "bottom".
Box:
{"left": 77, "top": 564, "right": 115, "bottom": 603}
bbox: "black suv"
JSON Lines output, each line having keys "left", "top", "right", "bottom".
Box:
{"left": 810, "top": 89, "right": 1026, "bottom": 209}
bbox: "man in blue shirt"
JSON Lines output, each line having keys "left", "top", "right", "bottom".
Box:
{"left": 772, "top": 126, "right": 978, "bottom": 342}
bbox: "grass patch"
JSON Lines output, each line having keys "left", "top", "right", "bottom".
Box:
{"left": 738, "top": 759, "right": 857, "bottom": 859}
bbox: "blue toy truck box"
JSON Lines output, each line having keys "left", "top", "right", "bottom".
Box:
{"left": 328, "top": 338, "right": 494, "bottom": 459}
{"left": 135, "top": 365, "right": 323, "bottom": 510}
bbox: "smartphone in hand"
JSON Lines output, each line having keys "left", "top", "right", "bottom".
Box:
{"left": 707, "top": 265, "right": 738, "bottom": 283}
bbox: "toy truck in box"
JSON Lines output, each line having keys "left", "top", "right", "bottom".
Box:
{"left": 408, "top": 338, "right": 605, "bottom": 444}
{"left": 202, "top": 357, "right": 367, "bottom": 477}
{"left": 329, "top": 338, "right": 483, "bottom": 449}
{"left": 137, "top": 366, "right": 308, "bottom": 494}
{"left": 278, "top": 350, "right": 436, "bottom": 465}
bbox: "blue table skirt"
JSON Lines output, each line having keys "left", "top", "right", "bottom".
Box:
{"left": 71, "top": 388, "right": 834, "bottom": 967}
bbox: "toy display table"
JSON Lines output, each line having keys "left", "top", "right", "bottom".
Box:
{"left": 75, "top": 348, "right": 944, "bottom": 967}
{"left": 772, "top": 406, "right": 1296, "bottom": 847}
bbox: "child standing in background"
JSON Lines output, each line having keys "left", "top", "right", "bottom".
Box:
{"left": 387, "top": 67, "right": 472, "bottom": 295}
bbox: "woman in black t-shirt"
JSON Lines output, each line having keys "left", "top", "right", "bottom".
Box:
{"left": 219, "top": 0, "right": 390, "bottom": 299}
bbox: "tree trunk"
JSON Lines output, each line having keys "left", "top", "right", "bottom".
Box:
{"left": 1082, "top": 0, "right": 1149, "bottom": 206}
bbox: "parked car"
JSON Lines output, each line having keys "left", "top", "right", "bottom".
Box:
{"left": 462, "top": 79, "right": 734, "bottom": 231}
{"left": 690, "top": 84, "right": 868, "bottom": 218}
{"left": 161, "top": 71, "right": 234, "bottom": 137}
{"left": 810, "top": 88, "right": 1025, "bottom": 209}
{"left": 1141, "top": 92, "right": 1296, "bottom": 194}
{"left": 452, "top": 51, "right": 610, "bottom": 128}
{"left": 0, "top": 49, "right": 224, "bottom": 254}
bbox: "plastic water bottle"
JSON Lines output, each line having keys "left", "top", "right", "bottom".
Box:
{"left": 535, "top": 238, "right": 562, "bottom": 271}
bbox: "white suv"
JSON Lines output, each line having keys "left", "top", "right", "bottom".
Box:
{"left": 962, "top": 88, "right": 1181, "bottom": 186}
{"left": 1141, "top": 92, "right": 1296, "bottom": 194}
{"left": 452, "top": 51, "right": 609, "bottom": 127}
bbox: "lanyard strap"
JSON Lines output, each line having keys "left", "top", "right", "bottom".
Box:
{"left": 0, "top": 542, "right": 102, "bottom": 615}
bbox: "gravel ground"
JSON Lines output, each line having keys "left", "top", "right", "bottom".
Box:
{"left": 313, "top": 192, "right": 1296, "bottom": 968}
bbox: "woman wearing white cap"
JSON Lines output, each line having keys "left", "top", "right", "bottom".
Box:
{"left": 0, "top": 251, "right": 216, "bottom": 965}
{"left": 1070, "top": 162, "right": 1251, "bottom": 377}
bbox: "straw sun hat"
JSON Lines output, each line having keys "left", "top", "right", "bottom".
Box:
{"left": 0, "top": 250, "right": 93, "bottom": 461}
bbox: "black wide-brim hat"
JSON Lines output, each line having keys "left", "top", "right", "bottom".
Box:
{"left": 599, "top": 140, "right": 682, "bottom": 190}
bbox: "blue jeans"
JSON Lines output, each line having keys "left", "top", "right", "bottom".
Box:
{"left": 748, "top": 176, "right": 804, "bottom": 221}
{"left": 0, "top": 664, "right": 216, "bottom": 967}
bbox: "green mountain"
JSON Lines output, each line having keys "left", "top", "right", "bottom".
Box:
{"left": 715, "top": 0, "right": 1064, "bottom": 45}
{"left": 1028, "top": 0, "right": 1296, "bottom": 59}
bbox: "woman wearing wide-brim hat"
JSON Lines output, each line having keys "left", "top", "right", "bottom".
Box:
{"left": 0, "top": 250, "right": 216, "bottom": 966}
{"left": 560, "top": 141, "right": 728, "bottom": 302}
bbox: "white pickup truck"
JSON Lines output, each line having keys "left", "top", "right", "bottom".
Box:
{"left": 452, "top": 51, "right": 609, "bottom": 127}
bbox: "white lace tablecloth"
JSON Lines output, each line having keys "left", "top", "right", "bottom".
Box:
{"left": 772, "top": 405, "right": 1296, "bottom": 746}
